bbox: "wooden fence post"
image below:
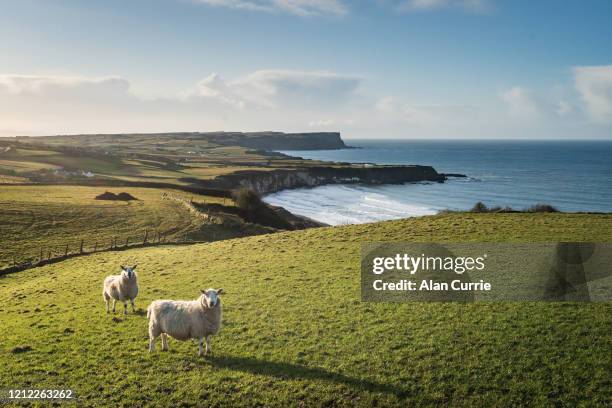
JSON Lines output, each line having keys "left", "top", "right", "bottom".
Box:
{"left": 48, "top": 250, "right": 51, "bottom": 260}
{"left": 125, "top": 237, "right": 129, "bottom": 247}
{"left": 93, "top": 242, "right": 97, "bottom": 252}
{"left": 143, "top": 229, "right": 148, "bottom": 245}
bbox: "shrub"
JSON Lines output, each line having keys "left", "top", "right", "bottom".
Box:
{"left": 232, "top": 188, "right": 262, "bottom": 211}
{"left": 470, "top": 202, "right": 489, "bottom": 213}
{"left": 526, "top": 203, "right": 559, "bottom": 213}
{"left": 232, "top": 188, "right": 293, "bottom": 230}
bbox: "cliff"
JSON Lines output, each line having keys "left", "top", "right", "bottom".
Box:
{"left": 199, "top": 165, "right": 447, "bottom": 195}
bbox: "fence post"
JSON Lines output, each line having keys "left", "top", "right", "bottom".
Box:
{"left": 48, "top": 250, "right": 51, "bottom": 260}
{"left": 64, "top": 244, "right": 69, "bottom": 257}
{"left": 143, "top": 229, "right": 148, "bottom": 245}
{"left": 80, "top": 240, "right": 84, "bottom": 254}
{"left": 125, "top": 237, "right": 129, "bottom": 247}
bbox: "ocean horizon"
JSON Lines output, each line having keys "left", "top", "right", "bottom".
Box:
{"left": 263, "top": 139, "right": 612, "bottom": 225}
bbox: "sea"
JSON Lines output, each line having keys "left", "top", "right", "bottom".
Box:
{"left": 263, "top": 139, "right": 612, "bottom": 225}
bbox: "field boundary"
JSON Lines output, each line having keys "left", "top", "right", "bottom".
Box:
{"left": 0, "top": 237, "right": 210, "bottom": 276}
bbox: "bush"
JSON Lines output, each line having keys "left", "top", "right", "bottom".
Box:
{"left": 232, "top": 188, "right": 262, "bottom": 211}
{"left": 231, "top": 188, "right": 293, "bottom": 230}
{"left": 470, "top": 202, "right": 489, "bottom": 213}
{"left": 467, "top": 202, "right": 559, "bottom": 214}
{"left": 526, "top": 203, "right": 559, "bottom": 213}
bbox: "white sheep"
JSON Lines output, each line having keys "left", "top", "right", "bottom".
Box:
{"left": 147, "top": 288, "right": 224, "bottom": 356}
{"left": 103, "top": 265, "right": 139, "bottom": 314}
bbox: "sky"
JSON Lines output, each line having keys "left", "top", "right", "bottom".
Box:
{"left": 1, "top": 0, "right": 611, "bottom": 139}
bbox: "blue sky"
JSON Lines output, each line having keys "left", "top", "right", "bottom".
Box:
{"left": 1, "top": 0, "right": 611, "bottom": 138}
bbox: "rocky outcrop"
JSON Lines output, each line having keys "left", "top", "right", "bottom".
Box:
{"left": 203, "top": 165, "right": 447, "bottom": 195}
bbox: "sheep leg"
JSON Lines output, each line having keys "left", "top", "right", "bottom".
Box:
{"left": 130, "top": 299, "right": 136, "bottom": 313}
{"left": 149, "top": 336, "right": 156, "bottom": 353}
{"left": 198, "top": 338, "right": 204, "bottom": 357}
{"left": 205, "top": 335, "right": 211, "bottom": 356}
{"left": 112, "top": 299, "right": 116, "bottom": 313}
{"left": 123, "top": 302, "right": 128, "bottom": 315}
{"left": 161, "top": 334, "right": 168, "bottom": 351}
{"left": 103, "top": 292, "right": 110, "bottom": 313}
{"left": 149, "top": 325, "right": 160, "bottom": 353}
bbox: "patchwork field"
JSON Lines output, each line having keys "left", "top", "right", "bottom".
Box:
{"left": 1, "top": 213, "right": 610, "bottom": 407}
{"left": 0, "top": 136, "right": 307, "bottom": 187}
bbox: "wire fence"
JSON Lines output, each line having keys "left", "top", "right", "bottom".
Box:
{"left": 0, "top": 229, "right": 215, "bottom": 276}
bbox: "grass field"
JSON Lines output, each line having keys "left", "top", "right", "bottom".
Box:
{"left": 1, "top": 213, "right": 610, "bottom": 407}
{"left": 0, "top": 185, "right": 232, "bottom": 268}
{"left": 0, "top": 136, "right": 307, "bottom": 188}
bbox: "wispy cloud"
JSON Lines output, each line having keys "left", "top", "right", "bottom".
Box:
{"left": 500, "top": 87, "right": 540, "bottom": 118}
{"left": 191, "top": 0, "right": 348, "bottom": 17}
{"left": 574, "top": 65, "right": 612, "bottom": 123}
{"left": 193, "top": 69, "right": 361, "bottom": 108}
{"left": 395, "top": 0, "right": 491, "bottom": 13}
{"left": 0, "top": 69, "right": 608, "bottom": 138}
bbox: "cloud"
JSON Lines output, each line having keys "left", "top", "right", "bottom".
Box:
{"left": 0, "top": 70, "right": 362, "bottom": 136}
{"left": 556, "top": 100, "right": 572, "bottom": 116}
{"left": 231, "top": 69, "right": 361, "bottom": 108}
{"left": 500, "top": 87, "right": 541, "bottom": 118}
{"left": 1, "top": 69, "right": 609, "bottom": 139}
{"left": 308, "top": 119, "right": 335, "bottom": 127}
{"left": 191, "top": 0, "right": 348, "bottom": 17}
{"left": 395, "top": 0, "right": 491, "bottom": 13}
{"left": 195, "top": 73, "right": 246, "bottom": 108}
{"left": 574, "top": 65, "right": 612, "bottom": 123}
{"left": 376, "top": 96, "right": 478, "bottom": 125}
{"left": 0, "top": 75, "right": 130, "bottom": 100}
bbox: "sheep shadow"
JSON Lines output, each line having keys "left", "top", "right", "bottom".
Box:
{"left": 208, "top": 355, "right": 407, "bottom": 398}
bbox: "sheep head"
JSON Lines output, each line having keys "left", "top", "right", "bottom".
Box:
{"left": 120, "top": 264, "right": 137, "bottom": 279}
{"left": 200, "top": 288, "right": 224, "bottom": 308}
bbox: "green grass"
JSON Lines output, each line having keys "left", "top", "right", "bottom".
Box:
{"left": 0, "top": 213, "right": 610, "bottom": 407}
{"left": 0, "top": 185, "right": 228, "bottom": 268}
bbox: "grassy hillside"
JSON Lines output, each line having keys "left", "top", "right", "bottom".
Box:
{"left": 1, "top": 213, "right": 610, "bottom": 407}
{"left": 0, "top": 185, "right": 231, "bottom": 268}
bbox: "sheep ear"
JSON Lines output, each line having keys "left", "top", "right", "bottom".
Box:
{"left": 200, "top": 289, "right": 207, "bottom": 295}
{"left": 217, "top": 288, "right": 224, "bottom": 295}
{"left": 132, "top": 264, "right": 137, "bottom": 270}
{"left": 120, "top": 265, "right": 126, "bottom": 271}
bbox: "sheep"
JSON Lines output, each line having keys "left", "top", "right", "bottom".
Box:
{"left": 103, "top": 265, "right": 139, "bottom": 314}
{"left": 147, "top": 288, "right": 224, "bottom": 356}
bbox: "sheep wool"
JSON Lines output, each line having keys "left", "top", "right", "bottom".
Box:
{"left": 103, "top": 265, "right": 139, "bottom": 314}
{"left": 147, "top": 289, "right": 224, "bottom": 356}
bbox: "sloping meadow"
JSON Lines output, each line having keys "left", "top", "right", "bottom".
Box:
{"left": 0, "top": 213, "right": 611, "bottom": 406}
